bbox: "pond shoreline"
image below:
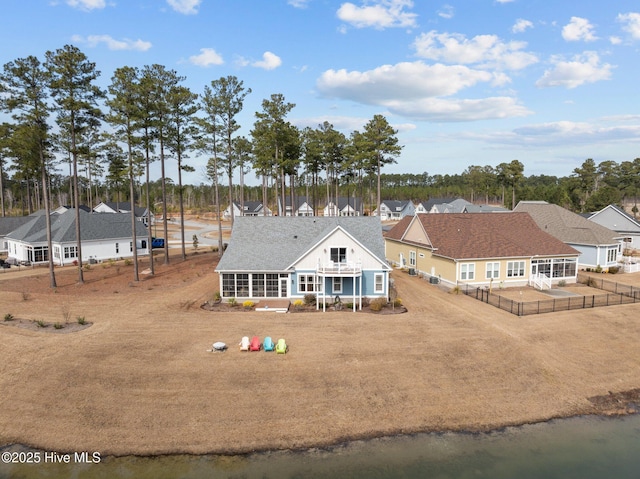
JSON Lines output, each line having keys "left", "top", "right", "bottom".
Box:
{"left": 2, "top": 392, "right": 638, "bottom": 459}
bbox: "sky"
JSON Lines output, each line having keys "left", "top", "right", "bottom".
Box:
{"left": 2, "top": 0, "right": 640, "bottom": 186}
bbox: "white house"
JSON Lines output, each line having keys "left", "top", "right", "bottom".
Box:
{"left": 415, "top": 197, "right": 463, "bottom": 214}
{"left": 277, "top": 196, "right": 315, "bottom": 216}
{"left": 323, "top": 197, "right": 362, "bottom": 217}
{"left": 372, "top": 200, "right": 415, "bottom": 221}
{"left": 5, "top": 209, "right": 149, "bottom": 266}
{"left": 93, "top": 201, "right": 154, "bottom": 226}
{"left": 223, "top": 201, "right": 272, "bottom": 219}
{"left": 0, "top": 216, "right": 33, "bottom": 253}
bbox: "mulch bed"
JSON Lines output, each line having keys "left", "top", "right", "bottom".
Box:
{"left": 201, "top": 301, "right": 407, "bottom": 314}
{"left": 0, "top": 317, "right": 92, "bottom": 333}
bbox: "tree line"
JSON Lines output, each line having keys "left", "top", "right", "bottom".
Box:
{"left": 0, "top": 44, "right": 402, "bottom": 287}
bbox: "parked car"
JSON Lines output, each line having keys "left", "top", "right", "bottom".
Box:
{"left": 152, "top": 237, "right": 165, "bottom": 248}
{"left": 0, "top": 259, "right": 10, "bottom": 269}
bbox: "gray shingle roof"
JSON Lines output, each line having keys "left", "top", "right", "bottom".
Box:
{"left": 216, "top": 216, "right": 386, "bottom": 272}
{"left": 7, "top": 209, "right": 147, "bottom": 244}
{"left": 0, "top": 216, "right": 33, "bottom": 236}
{"left": 513, "top": 201, "right": 620, "bottom": 246}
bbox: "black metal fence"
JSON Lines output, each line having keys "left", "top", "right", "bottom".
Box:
{"left": 462, "top": 276, "right": 640, "bottom": 317}
{"left": 577, "top": 272, "right": 640, "bottom": 298}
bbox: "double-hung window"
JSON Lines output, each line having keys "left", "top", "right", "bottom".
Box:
{"left": 330, "top": 247, "right": 347, "bottom": 264}
{"left": 486, "top": 262, "right": 499, "bottom": 279}
{"left": 460, "top": 263, "right": 475, "bottom": 280}
{"left": 507, "top": 261, "right": 525, "bottom": 278}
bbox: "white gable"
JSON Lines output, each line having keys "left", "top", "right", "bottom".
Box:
{"left": 292, "top": 227, "right": 387, "bottom": 271}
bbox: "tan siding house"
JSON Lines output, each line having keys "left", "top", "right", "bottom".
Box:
{"left": 385, "top": 213, "right": 580, "bottom": 288}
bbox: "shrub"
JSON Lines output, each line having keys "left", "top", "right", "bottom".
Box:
{"left": 595, "top": 264, "right": 603, "bottom": 273}
{"left": 77, "top": 316, "right": 87, "bottom": 325}
{"left": 4, "top": 313, "right": 14, "bottom": 321}
{"left": 21, "top": 291, "right": 30, "bottom": 301}
{"left": 608, "top": 266, "right": 619, "bottom": 274}
{"left": 303, "top": 294, "right": 316, "bottom": 306}
{"left": 393, "top": 298, "right": 403, "bottom": 307}
{"left": 83, "top": 263, "right": 91, "bottom": 271}
{"left": 450, "top": 286, "right": 461, "bottom": 295}
{"left": 369, "top": 298, "right": 387, "bottom": 312}
{"left": 228, "top": 297, "right": 237, "bottom": 307}
{"left": 243, "top": 300, "right": 255, "bottom": 309}
{"left": 345, "top": 302, "right": 354, "bottom": 310}
{"left": 293, "top": 299, "right": 304, "bottom": 309}
{"left": 558, "top": 280, "right": 566, "bottom": 287}
{"left": 124, "top": 258, "right": 133, "bottom": 266}
{"left": 53, "top": 322, "right": 64, "bottom": 330}
{"left": 35, "top": 320, "right": 47, "bottom": 328}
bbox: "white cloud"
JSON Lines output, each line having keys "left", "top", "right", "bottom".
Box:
{"left": 318, "top": 61, "right": 492, "bottom": 100}
{"left": 562, "top": 16, "right": 598, "bottom": 42}
{"left": 617, "top": 12, "right": 640, "bottom": 40}
{"left": 384, "top": 96, "right": 530, "bottom": 122}
{"left": 459, "top": 119, "right": 640, "bottom": 149}
{"left": 337, "top": 0, "right": 417, "bottom": 29}
{"left": 189, "top": 48, "right": 224, "bottom": 66}
{"left": 413, "top": 31, "right": 538, "bottom": 71}
{"left": 294, "top": 116, "right": 416, "bottom": 133}
{"left": 66, "top": 0, "right": 106, "bottom": 10}
{"left": 70, "top": 34, "right": 152, "bottom": 51}
{"left": 535, "top": 51, "right": 613, "bottom": 89}
{"left": 252, "top": 51, "right": 282, "bottom": 70}
{"left": 437, "top": 4, "right": 454, "bottom": 19}
{"left": 512, "top": 121, "right": 640, "bottom": 145}
{"left": 609, "top": 36, "right": 622, "bottom": 45}
{"left": 288, "top": 0, "right": 311, "bottom": 7}
{"left": 495, "top": 0, "right": 514, "bottom": 3}
{"left": 512, "top": 19, "right": 533, "bottom": 34}
{"left": 317, "top": 61, "right": 531, "bottom": 121}
{"left": 166, "top": 0, "right": 201, "bottom": 15}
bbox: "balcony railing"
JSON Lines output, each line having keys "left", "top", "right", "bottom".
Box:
{"left": 317, "top": 261, "right": 362, "bottom": 275}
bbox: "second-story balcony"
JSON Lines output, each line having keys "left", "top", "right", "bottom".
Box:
{"left": 316, "top": 260, "right": 362, "bottom": 276}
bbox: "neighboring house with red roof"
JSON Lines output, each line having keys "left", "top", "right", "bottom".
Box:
{"left": 385, "top": 212, "right": 580, "bottom": 288}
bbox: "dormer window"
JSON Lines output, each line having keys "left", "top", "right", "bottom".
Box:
{"left": 330, "top": 247, "right": 347, "bottom": 263}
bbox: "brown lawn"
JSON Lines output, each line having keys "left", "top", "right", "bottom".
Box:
{"left": 1, "top": 253, "right": 640, "bottom": 456}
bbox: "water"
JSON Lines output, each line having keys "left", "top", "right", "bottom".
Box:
{"left": 2, "top": 414, "right": 640, "bottom": 479}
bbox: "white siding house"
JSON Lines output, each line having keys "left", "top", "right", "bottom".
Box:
{"left": 5, "top": 209, "right": 149, "bottom": 266}
{"left": 372, "top": 200, "right": 416, "bottom": 220}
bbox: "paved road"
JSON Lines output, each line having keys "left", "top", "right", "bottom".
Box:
{"left": 164, "top": 218, "right": 230, "bottom": 247}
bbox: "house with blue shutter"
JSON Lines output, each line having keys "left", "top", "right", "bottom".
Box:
{"left": 215, "top": 216, "right": 391, "bottom": 311}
